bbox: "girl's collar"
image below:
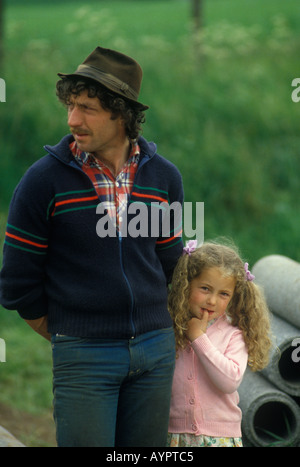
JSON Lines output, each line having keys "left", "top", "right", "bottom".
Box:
{"left": 207, "top": 318, "right": 217, "bottom": 328}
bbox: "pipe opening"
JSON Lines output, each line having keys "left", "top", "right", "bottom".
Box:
{"left": 278, "top": 347, "right": 300, "bottom": 383}
{"left": 254, "top": 401, "right": 297, "bottom": 445}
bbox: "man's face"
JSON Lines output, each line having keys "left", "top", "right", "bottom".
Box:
{"left": 67, "top": 89, "right": 125, "bottom": 158}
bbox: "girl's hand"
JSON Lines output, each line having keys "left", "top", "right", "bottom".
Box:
{"left": 186, "top": 311, "right": 209, "bottom": 342}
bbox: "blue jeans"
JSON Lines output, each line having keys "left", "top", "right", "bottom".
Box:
{"left": 51, "top": 327, "right": 175, "bottom": 447}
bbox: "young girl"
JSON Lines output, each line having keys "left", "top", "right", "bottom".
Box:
{"left": 167, "top": 240, "right": 272, "bottom": 447}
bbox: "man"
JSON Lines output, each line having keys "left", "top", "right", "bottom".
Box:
{"left": 0, "top": 47, "right": 184, "bottom": 447}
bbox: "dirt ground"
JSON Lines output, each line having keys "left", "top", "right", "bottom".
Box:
{"left": 0, "top": 403, "right": 57, "bottom": 447}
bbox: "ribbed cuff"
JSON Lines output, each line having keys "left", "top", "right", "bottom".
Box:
{"left": 191, "top": 333, "right": 213, "bottom": 355}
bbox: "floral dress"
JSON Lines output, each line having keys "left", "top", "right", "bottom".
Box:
{"left": 167, "top": 433, "right": 243, "bottom": 447}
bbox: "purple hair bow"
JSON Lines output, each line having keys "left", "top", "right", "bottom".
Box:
{"left": 183, "top": 240, "right": 198, "bottom": 256}
{"left": 244, "top": 263, "right": 255, "bottom": 282}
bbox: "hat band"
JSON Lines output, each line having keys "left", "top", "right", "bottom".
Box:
{"left": 76, "top": 64, "right": 139, "bottom": 100}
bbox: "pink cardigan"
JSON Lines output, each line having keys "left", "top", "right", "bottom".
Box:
{"left": 168, "top": 314, "right": 248, "bottom": 438}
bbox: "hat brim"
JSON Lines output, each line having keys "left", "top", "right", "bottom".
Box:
{"left": 57, "top": 71, "right": 149, "bottom": 111}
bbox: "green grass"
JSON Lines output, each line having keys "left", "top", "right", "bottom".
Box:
{"left": 0, "top": 310, "right": 53, "bottom": 413}
{"left": 1, "top": 0, "right": 300, "bottom": 436}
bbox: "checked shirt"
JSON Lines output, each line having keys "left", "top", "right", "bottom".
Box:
{"left": 70, "top": 139, "right": 140, "bottom": 230}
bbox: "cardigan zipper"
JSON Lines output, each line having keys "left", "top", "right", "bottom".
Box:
{"left": 116, "top": 153, "right": 152, "bottom": 338}
{"left": 118, "top": 231, "right": 136, "bottom": 338}
{"left": 115, "top": 154, "right": 152, "bottom": 339}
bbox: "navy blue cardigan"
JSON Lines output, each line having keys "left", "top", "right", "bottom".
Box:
{"left": 0, "top": 135, "right": 184, "bottom": 338}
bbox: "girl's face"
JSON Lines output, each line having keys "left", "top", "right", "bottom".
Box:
{"left": 189, "top": 267, "right": 236, "bottom": 322}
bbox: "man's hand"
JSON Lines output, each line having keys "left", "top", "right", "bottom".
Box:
{"left": 25, "top": 316, "right": 51, "bottom": 341}
{"left": 185, "top": 311, "right": 209, "bottom": 342}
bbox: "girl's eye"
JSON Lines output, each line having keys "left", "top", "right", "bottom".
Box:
{"left": 221, "top": 292, "right": 230, "bottom": 298}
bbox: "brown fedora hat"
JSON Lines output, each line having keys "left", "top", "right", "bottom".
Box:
{"left": 58, "top": 46, "right": 149, "bottom": 110}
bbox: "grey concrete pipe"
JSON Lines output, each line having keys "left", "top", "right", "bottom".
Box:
{"left": 261, "top": 314, "right": 300, "bottom": 396}
{"left": 0, "top": 426, "right": 25, "bottom": 447}
{"left": 252, "top": 255, "right": 300, "bottom": 329}
{"left": 238, "top": 369, "right": 300, "bottom": 447}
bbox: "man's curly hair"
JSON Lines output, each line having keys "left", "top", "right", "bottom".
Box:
{"left": 56, "top": 77, "right": 145, "bottom": 140}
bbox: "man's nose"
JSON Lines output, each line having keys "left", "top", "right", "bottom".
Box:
{"left": 68, "top": 106, "right": 83, "bottom": 128}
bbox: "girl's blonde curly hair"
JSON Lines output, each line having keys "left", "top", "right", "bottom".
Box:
{"left": 168, "top": 240, "right": 272, "bottom": 372}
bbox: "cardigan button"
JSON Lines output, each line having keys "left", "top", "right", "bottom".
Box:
{"left": 191, "top": 424, "right": 197, "bottom": 432}
{"left": 189, "top": 398, "right": 195, "bottom": 405}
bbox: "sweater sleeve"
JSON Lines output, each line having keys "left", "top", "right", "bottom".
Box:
{"left": 0, "top": 162, "right": 51, "bottom": 320}
{"left": 191, "top": 330, "right": 248, "bottom": 394}
{"left": 155, "top": 165, "right": 184, "bottom": 283}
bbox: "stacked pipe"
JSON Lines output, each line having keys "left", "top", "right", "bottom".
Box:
{"left": 238, "top": 255, "right": 300, "bottom": 447}
{"left": 0, "top": 426, "right": 25, "bottom": 447}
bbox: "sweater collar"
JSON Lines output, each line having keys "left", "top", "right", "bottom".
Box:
{"left": 44, "top": 135, "right": 157, "bottom": 166}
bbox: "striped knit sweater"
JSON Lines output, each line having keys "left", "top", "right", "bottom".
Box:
{"left": 0, "top": 135, "right": 184, "bottom": 338}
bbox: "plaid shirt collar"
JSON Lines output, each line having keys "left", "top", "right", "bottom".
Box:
{"left": 70, "top": 139, "right": 140, "bottom": 170}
